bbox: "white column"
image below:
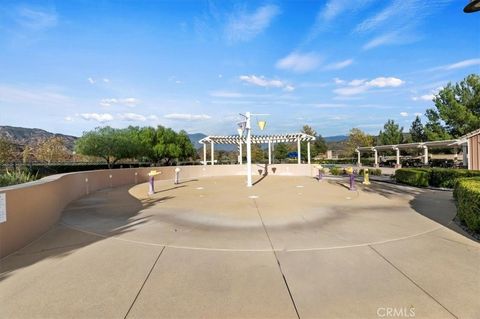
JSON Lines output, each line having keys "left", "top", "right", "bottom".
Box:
{"left": 463, "top": 143, "right": 468, "bottom": 167}
{"left": 374, "top": 148, "right": 378, "bottom": 167}
{"left": 246, "top": 112, "right": 252, "bottom": 187}
{"left": 423, "top": 145, "right": 429, "bottom": 165}
{"left": 395, "top": 147, "right": 401, "bottom": 168}
{"left": 211, "top": 142, "right": 215, "bottom": 165}
{"left": 239, "top": 141, "right": 243, "bottom": 165}
{"left": 268, "top": 141, "right": 272, "bottom": 165}
{"left": 297, "top": 139, "right": 301, "bottom": 164}
{"left": 467, "top": 138, "right": 472, "bottom": 170}
{"left": 307, "top": 141, "right": 311, "bottom": 164}
{"left": 356, "top": 149, "right": 361, "bottom": 167}
{"left": 203, "top": 143, "right": 207, "bottom": 166}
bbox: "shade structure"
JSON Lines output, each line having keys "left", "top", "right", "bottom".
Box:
{"left": 199, "top": 133, "right": 315, "bottom": 145}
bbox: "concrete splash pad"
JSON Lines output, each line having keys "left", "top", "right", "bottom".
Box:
{"left": 1, "top": 176, "right": 479, "bottom": 318}
{"left": 62, "top": 176, "right": 445, "bottom": 251}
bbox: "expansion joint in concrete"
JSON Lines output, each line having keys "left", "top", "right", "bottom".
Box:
{"left": 124, "top": 246, "right": 165, "bottom": 319}
{"left": 252, "top": 199, "right": 301, "bottom": 319}
{"left": 368, "top": 245, "right": 458, "bottom": 319}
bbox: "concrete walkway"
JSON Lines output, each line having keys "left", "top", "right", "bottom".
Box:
{"left": 1, "top": 176, "right": 478, "bottom": 318}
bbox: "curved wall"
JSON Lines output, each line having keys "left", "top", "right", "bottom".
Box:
{"left": 0, "top": 164, "right": 315, "bottom": 258}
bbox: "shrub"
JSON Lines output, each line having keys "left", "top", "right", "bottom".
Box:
{"left": 0, "top": 169, "right": 38, "bottom": 187}
{"left": 359, "top": 168, "right": 382, "bottom": 176}
{"left": 330, "top": 166, "right": 344, "bottom": 175}
{"left": 394, "top": 168, "right": 480, "bottom": 188}
{"left": 454, "top": 178, "right": 480, "bottom": 232}
{"left": 394, "top": 169, "right": 429, "bottom": 187}
{"left": 429, "top": 168, "right": 480, "bottom": 188}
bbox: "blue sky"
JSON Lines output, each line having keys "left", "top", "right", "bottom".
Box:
{"left": 1, "top": 0, "right": 479, "bottom": 137}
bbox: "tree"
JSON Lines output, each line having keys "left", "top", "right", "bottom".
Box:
{"left": 0, "top": 137, "right": 15, "bottom": 164}
{"left": 35, "top": 137, "right": 70, "bottom": 164}
{"left": 301, "top": 125, "right": 327, "bottom": 159}
{"left": 75, "top": 127, "right": 141, "bottom": 168}
{"left": 378, "top": 120, "right": 404, "bottom": 145}
{"left": 274, "top": 143, "right": 290, "bottom": 161}
{"left": 176, "top": 130, "right": 196, "bottom": 161}
{"left": 425, "top": 74, "right": 480, "bottom": 138}
{"left": 409, "top": 116, "right": 427, "bottom": 142}
{"left": 346, "top": 128, "right": 374, "bottom": 155}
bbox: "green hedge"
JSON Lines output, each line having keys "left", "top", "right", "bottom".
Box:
{"left": 394, "top": 169, "right": 429, "bottom": 187}
{"left": 453, "top": 178, "right": 480, "bottom": 232}
{"left": 395, "top": 168, "right": 480, "bottom": 188}
{"left": 359, "top": 168, "right": 382, "bottom": 176}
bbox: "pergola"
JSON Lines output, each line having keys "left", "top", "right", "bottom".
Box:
{"left": 199, "top": 133, "right": 315, "bottom": 165}
{"left": 356, "top": 138, "right": 468, "bottom": 168}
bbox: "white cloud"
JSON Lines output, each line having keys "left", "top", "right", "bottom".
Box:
{"left": 367, "top": 77, "right": 404, "bottom": 88}
{"left": 87, "top": 77, "right": 95, "bottom": 84}
{"left": 225, "top": 5, "right": 280, "bottom": 43}
{"left": 333, "top": 78, "right": 346, "bottom": 85}
{"left": 334, "top": 76, "right": 405, "bottom": 96}
{"left": 79, "top": 113, "right": 113, "bottom": 122}
{"left": 400, "top": 112, "right": 409, "bottom": 117}
{"left": 276, "top": 52, "right": 321, "bottom": 73}
{"left": 103, "top": 78, "right": 110, "bottom": 83}
{"left": 239, "top": 75, "right": 294, "bottom": 91}
{"left": 325, "top": 59, "right": 353, "bottom": 70}
{"left": 348, "top": 79, "right": 367, "bottom": 86}
{"left": 164, "top": 113, "right": 211, "bottom": 121}
{"left": 357, "top": 0, "right": 452, "bottom": 50}
{"left": 15, "top": 6, "right": 58, "bottom": 30}
{"left": 412, "top": 94, "right": 434, "bottom": 101}
{"left": 64, "top": 116, "right": 73, "bottom": 122}
{"left": 119, "top": 113, "right": 146, "bottom": 122}
{"left": 99, "top": 97, "right": 139, "bottom": 107}
{"left": 437, "top": 58, "right": 480, "bottom": 71}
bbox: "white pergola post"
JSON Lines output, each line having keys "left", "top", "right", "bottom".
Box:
{"left": 394, "top": 147, "right": 401, "bottom": 168}
{"left": 463, "top": 143, "right": 468, "bottom": 167}
{"left": 374, "top": 148, "right": 378, "bottom": 167}
{"left": 203, "top": 143, "right": 207, "bottom": 166}
{"left": 239, "top": 141, "right": 243, "bottom": 165}
{"left": 246, "top": 112, "right": 252, "bottom": 187}
{"left": 268, "top": 141, "right": 272, "bottom": 165}
{"left": 297, "top": 139, "right": 301, "bottom": 164}
{"left": 423, "top": 145, "right": 429, "bottom": 165}
{"left": 356, "top": 149, "right": 361, "bottom": 167}
{"left": 307, "top": 141, "right": 311, "bottom": 164}
{"left": 467, "top": 139, "right": 472, "bottom": 170}
{"left": 211, "top": 142, "right": 215, "bottom": 166}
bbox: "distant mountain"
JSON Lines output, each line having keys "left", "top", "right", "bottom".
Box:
{"left": 0, "top": 126, "right": 77, "bottom": 151}
{"left": 187, "top": 133, "right": 236, "bottom": 151}
{"left": 324, "top": 135, "right": 348, "bottom": 142}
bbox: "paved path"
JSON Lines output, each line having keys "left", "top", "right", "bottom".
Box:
{"left": 1, "top": 176, "right": 478, "bottom": 318}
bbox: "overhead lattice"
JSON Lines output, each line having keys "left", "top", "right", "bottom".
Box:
{"left": 199, "top": 133, "right": 315, "bottom": 145}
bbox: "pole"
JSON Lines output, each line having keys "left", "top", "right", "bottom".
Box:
{"left": 374, "top": 148, "right": 378, "bottom": 167}
{"left": 297, "top": 139, "right": 301, "bottom": 164}
{"left": 268, "top": 141, "right": 272, "bottom": 165}
{"left": 246, "top": 112, "right": 252, "bottom": 187}
{"left": 211, "top": 142, "right": 215, "bottom": 165}
{"left": 423, "top": 145, "right": 428, "bottom": 165}
{"left": 307, "top": 141, "right": 311, "bottom": 164}
{"left": 356, "top": 149, "right": 361, "bottom": 167}
{"left": 239, "top": 140, "right": 243, "bottom": 164}
{"left": 203, "top": 143, "right": 207, "bottom": 166}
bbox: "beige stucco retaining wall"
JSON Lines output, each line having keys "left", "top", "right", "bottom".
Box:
{"left": 0, "top": 164, "right": 315, "bottom": 258}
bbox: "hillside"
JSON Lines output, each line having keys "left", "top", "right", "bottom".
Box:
{"left": 0, "top": 126, "right": 77, "bottom": 151}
